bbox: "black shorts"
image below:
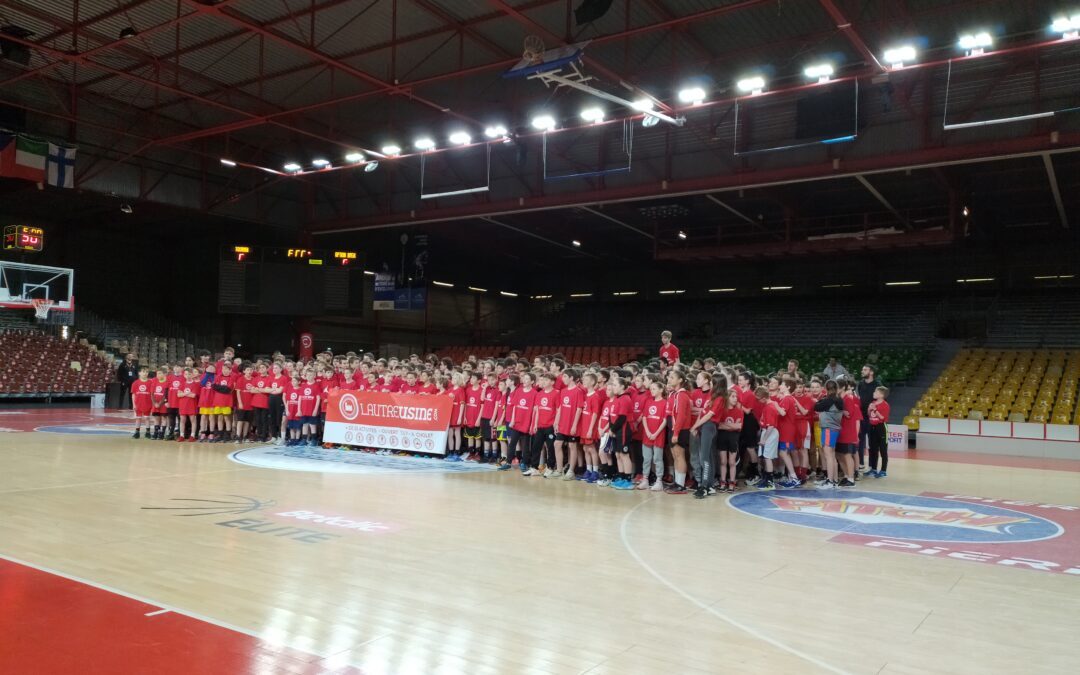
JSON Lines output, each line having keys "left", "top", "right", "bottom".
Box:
{"left": 235, "top": 409, "right": 252, "bottom": 422}
{"left": 717, "top": 430, "right": 740, "bottom": 453}
{"left": 673, "top": 429, "right": 690, "bottom": 449}
{"left": 555, "top": 433, "right": 579, "bottom": 443}
{"left": 464, "top": 425, "right": 481, "bottom": 439}
{"left": 740, "top": 414, "right": 760, "bottom": 449}
{"left": 480, "top": 418, "right": 492, "bottom": 440}
{"left": 836, "top": 442, "right": 858, "bottom": 455}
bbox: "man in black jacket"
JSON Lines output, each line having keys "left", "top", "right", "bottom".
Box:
{"left": 856, "top": 364, "right": 881, "bottom": 470}
{"left": 116, "top": 353, "right": 139, "bottom": 409}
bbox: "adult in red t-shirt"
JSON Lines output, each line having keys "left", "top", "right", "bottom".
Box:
{"left": 659, "top": 330, "right": 680, "bottom": 365}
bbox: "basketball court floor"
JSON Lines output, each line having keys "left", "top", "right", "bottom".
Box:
{"left": 1, "top": 408, "right": 1077, "bottom": 674}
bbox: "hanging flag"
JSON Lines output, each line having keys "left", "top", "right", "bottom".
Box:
{"left": 4, "top": 135, "right": 46, "bottom": 182}
{"left": 46, "top": 143, "right": 76, "bottom": 188}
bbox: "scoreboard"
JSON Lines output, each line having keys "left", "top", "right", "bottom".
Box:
{"left": 3, "top": 225, "right": 44, "bottom": 252}
{"left": 218, "top": 245, "right": 365, "bottom": 315}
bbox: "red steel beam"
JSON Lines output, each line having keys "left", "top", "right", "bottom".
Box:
{"left": 817, "top": 0, "right": 885, "bottom": 71}
{"left": 309, "top": 130, "right": 1080, "bottom": 232}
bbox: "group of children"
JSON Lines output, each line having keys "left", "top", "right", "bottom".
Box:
{"left": 127, "top": 338, "right": 892, "bottom": 497}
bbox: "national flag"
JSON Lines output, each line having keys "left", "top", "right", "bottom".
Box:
{"left": 46, "top": 143, "right": 76, "bottom": 188}
{"left": 0, "top": 135, "right": 47, "bottom": 182}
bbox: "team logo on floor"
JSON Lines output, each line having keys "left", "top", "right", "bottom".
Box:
{"left": 228, "top": 445, "right": 496, "bottom": 475}
{"left": 730, "top": 491, "right": 1080, "bottom": 575}
{"left": 142, "top": 494, "right": 394, "bottom": 544}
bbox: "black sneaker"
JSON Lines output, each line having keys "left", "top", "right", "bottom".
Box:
{"left": 692, "top": 487, "right": 707, "bottom": 499}
{"left": 838, "top": 478, "right": 856, "bottom": 487}
{"left": 132, "top": 430, "right": 140, "bottom": 439}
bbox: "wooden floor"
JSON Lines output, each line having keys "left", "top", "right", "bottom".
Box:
{"left": 1, "top": 409, "right": 1078, "bottom": 675}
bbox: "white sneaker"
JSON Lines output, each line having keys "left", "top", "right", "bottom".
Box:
{"left": 561, "top": 469, "right": 576, "bottom": 481}
{"left": 524, "top": 468, "right": 539, "bottom": 477}
{"left": 650, "top": 480, "right": 664, "bottom": 491}
{"left": 597, "top": 478, "right": 611, "bottom": 486}
{"left": 635, "top": 479, "right": 650, "bottom": 490}
{"left": 276, "top": 437, "right": 285, "bottom": 446}
{"left": 542, "top": 468, "right": 554, "bottom": 478}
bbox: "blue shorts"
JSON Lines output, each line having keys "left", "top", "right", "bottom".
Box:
{"left": 818, "top": 428, "right": 839, "bottom": 448}
{"left": 778, "top": 441, "right": 797, "bottom": 452}
{"left": 302, "top": 415, "right": 320, "bottom": 426}
{"left": 287, "top": 420, "right": 303, "bottom": 430}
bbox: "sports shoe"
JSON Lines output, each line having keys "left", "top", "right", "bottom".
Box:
{"left": 728, "top": 481, "right": 739, "bottom": 493}
{"left": 511, "top": 458, "right": 520, "bottom": 467}
{"left": 706, "top": 486, "right": 718, "bottom": 497}
{"left": 853, "top": 470, "right": 861, "bottom": 481}
{"left": 613, "top": 479, "right": 635, "bottom": 490}
{"left": 864, "top": 469, "right": 879, "bottom": 478}
{"left": 562, "top": 469, "right": 577, "bottom": 481}
{"left": 523, "top": 467, "right": 539, "bottom": 476}
{"left": 877, "top": 470, "right": 887, "bottom": 478}
{"left": 779, "top": 478, "right": 800, "bottom": 489}
{"left": 541, "top": 467, "right": 554, "bottom": 478}
{"left": 817, "top": 479, "right": 837, "bottom": 489}
{"left": 635, "top": 478, "right": 650, "bottom": 490}
{"left": 633, "top": 474, "right": 644, "bottom": 484}
{"left": 755, "top": 479, "right": 774, "bottom": 490}
{"left": 664, "top": 483, "right": 688, "bottom": 495}
{"left": 496, "top": 462, "right": 512, "bottom": 471}
{"left": 585, "top": 471, "right": 599, "bottom": 484}
{"left": 650, "top": 479, "right": 664, "bottom": 491}
{"left": 838, "top": 478, "right": 856, "bottom": 487}
{"left": 597, "top": 478, "right": 611, "bottom": 486}
{"left": 692, "top": 487, "right": 707, "bottom": 499}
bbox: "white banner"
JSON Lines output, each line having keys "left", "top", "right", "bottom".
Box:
{"left": 887, "top": 424, "right": 908, "bottom": 453}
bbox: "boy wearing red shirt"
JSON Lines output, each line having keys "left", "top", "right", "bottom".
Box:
{"left": 666, "top": 371, "right": 693, "bottom": 494}
{"left": 166, "top": 363, "right": 183, "bottom": 440}
{"left": 130, "top": 367, "right": 153, "bottom": 439}
{"left": 284, "top": 375, "right": 303, "bottom": 446}
{"left": 211, "top": 362, "right": 236, "bottom": 442}
{"left": 479, "top": 373, "right": 499, "bottom": 463}
{"left": 233, "top": 363, "right": 255, "bottom": 444}
{"left": 553, "top": 369, "right": 585, "bottom": 480}
{"left": 177, "top": 368, "right": 200, "bottom": 441}
{"left": 601, "top": 377, "right": 636, "bottom": 489}
{"left": 530, "top": 374, "right": 559, "bottom": 477}
{"left": 150, "top": 368, "right": 170, "bottom": 440}
{"left": 754, "top": 386, "right": 782, "bottom": 490}
{"left": 836, "top": 378, "right": 863, "bottom": 486}
{"left": 774, "top": 377, "right": 802, "bottom": 488}
{"left": 463, "top": 372, "right": 484, "bottom": 460}
{"left": 794, "top": 381, "right": 815, "bottom": 482}
{"left": 250, "top": 363, "right": 271, "bottom": 443}
{"left": 659, "top": 330, "right": 680, "bottom": 366}
{"left": 197, "top": 365, "right": 217, "bottom": 442}
{"left": 498, "top": 373, "right": 536, "bottom": 472}
{"left": 578, "top": 372, "right": 605, "bottom": 483}
{"left": 297, "top": 370, "right": 321, "bottom": 446}
{"left": 866, "top": 386, "right": 892, "bottom": 478}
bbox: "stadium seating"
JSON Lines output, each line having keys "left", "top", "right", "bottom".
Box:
{"left": 74, "top": 307, "right": 205, "bottom": 368}
{"left": 0, "top": 329, "right": 114, "bottom": 395}
{"left": 905, "top": 348, "right": 1080, "bottom": 429}
{"left": 521, "top": 346, "right": 645, "bottom": 365}
{"left": 679, "top": 345, "right": 927, "bottom": 385}
{"left": 985, "top": 294, "right": 1080, "bottom": 347}
{"left": 434, "top": 346, "right": 510, "bottom": 363}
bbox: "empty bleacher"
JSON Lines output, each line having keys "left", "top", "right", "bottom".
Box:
{"left": 74, "top": 306, "right": 206, "bottom": 368}
{"left": 0, "top": 329, "right": 114, "bottom": 397}
{"left": 906, "top": 348, "right": 1080, "bottom": 429}
{"left": 985, "top": 294, "right": 1080, "bottom": 348}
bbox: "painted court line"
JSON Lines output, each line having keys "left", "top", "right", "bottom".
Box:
{"left": 0, "top": 552, "right": 365, "bottom": 671}
{"left": 144, "top": 609, "right": 171, "bottom": 617}
{"left": 619, "top": 497, "right": 852, "bottom": 675}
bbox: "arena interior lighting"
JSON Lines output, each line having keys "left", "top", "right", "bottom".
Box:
{"left": 569, "top": 293, "right": 593, "bottom": 298}
{"left": 449, "top": 131, "right": 472, "bottom": 145}
{"left": 1052, "top": 15, "right": 1080, "bottom": 39}
{"left": 499, "top": 291, "right": 518, "bottom": 297}
{"left": 531, "top": 294, "right": 553, "bottom": 300}
{"left": 484, "top": 125, "right": 509, "bottom": 139}
{"left": 345, "top": 152, "right": 364, "bottom": 163}
{"left": 580, "top": 107, "right": 605, "bottom": 123}
{"left": 736, "top": 76, "right": 765, "bottom": 95}
{"left": 363, "top": 270, "right": 375, "bottom": 276}
{"left": 883, "top": 45, "right": 916, "bottom": 69}
{"left": 885, "top": 280, "right": 921, "bottom": 286}
{"left": 956, "top": 278, "right": 995, "bottom": 283}
{"left": 381, "top": 145, "right": 401, "bottom": 156}
{"left": 414, "top": 137, "right": 435, "bottom": 151}
{"left": 532, "top": 114, "right": 557, "bottom": 131}
{"left": 631, "top": 98, "right": 654, "bottom": 111}
{"left": 958, "top": 32, "right": 993, "bottom": 55}
{"left": 822, "top": 283, "right": 854, "bottom": 288}
{"left": 432, "top": 280, "right": 454, "bottom": 287}
{"left": 708, "top": 288, "right": 736, "bottom": 293}
{"left": 804, "top": 63, "right": 834, "bottom": 83}
{"left": 762, "top": 286, "right": 792, "bottom": 291}
{"left": 612, "top": 291, "right": 638, "bottom": 296}
{"left": 467, "top": 286, "right": 487, "bottom": 293}
{"left": 283, "top": 162, "right": 301, "bottom": 173}
{"left": 1034, "top": 274, "right": 1075, "bottom": 280}
{"left": 311, "top": 158, "right": 331, "bottom": 169}
{"left": 659, "top": 290, "right": 685, "bottom": 295}
{"left": 677, "top": 230, "right": 687, "bottom": 240}
{"left": 677, "top": 87, "right": 706, "bottom": 105}
{"left": 571, "top": 240, "right": 582, "bottom": 247}
{"left": 219, "top": 158, "right": 236, "bottom": 167}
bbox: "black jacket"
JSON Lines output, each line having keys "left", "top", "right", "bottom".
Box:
{"left": 117, "top": 360, "right": 139, "bottom": 386}
{"left": 857, "top": 378, "right": 880, "bottom": 415}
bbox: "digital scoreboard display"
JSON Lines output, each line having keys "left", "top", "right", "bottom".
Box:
{"left": 3, "top": 225, "right": 44, "bottom": 252}
{"left": 219, "top": 245, "right": 365, "bottom": 315}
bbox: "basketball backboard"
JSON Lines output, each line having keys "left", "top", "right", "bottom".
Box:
{"left": 0, "top": 260, "right": 74, "bottom": 323}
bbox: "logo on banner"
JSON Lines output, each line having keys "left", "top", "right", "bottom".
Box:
{"left": 300, "top": 334, "right": 313, "bottom": 349}
{"left": 729, "top": 491, "right": 1080, "bottom": 575}
{"left": 339, "top": 393, "right": 360, "bottom": 421}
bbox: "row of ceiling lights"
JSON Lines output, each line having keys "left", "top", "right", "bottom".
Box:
{"left": 425, "top": 275, "right": 1075, "bottom": 299}
{"left": 223, "top": 16, "right": 1079, "bottom": 176}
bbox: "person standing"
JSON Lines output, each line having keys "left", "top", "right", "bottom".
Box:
{"left": 116, "top": 353, "right": 139, "bottom": 409}
{"left": 659, "top": 331, "right": 680, "bottom": 366}
{"left": 823, "top": 357, "right": 848, "bottom": 381}
{"left": 856, "top": 364, "right": 881, "bottom": 470}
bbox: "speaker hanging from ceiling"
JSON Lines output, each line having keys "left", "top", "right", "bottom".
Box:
{"left": 575, "top": 0, "right": 614, "bottom": 26}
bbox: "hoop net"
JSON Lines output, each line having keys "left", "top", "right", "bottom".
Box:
{"left": 523, "top": 35, "right": 545, "bottom": 64}
{"left": 31, "top": 298, "right": 54, "bottom": 320}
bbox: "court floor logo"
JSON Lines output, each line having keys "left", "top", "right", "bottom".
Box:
{"left": 730, "top": 490, "right": 1080, "bottom": 575}
{"left": 35, "top": 423, "right": 135, "bottom": 435}
{"left": 229, "top": 445, "right": 496, "bottom": 475}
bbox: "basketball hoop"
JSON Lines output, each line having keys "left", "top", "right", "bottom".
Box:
{"left": 523, "top": 35, "right": 545, "bottom": 65}
{"left": 31, "top": 298, "right": 54, "bottom": 320}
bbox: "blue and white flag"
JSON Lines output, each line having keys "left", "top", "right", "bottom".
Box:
{"left": 46, "top": 143, "right": 76, "bottom": 188}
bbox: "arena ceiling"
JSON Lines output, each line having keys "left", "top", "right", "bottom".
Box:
{"left": 0, "top": 0, "right": 1077, "bottom": 269}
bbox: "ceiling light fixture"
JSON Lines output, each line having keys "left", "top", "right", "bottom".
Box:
{"left": 571, "top": 240, "right": 581, "bottom": 247}
{"left": 885, "top": 280, "right": 921, "bottom": 286}
{"left": 381, "top": 145, "right": 402, "bottom": 156}
{"left": 762, "top": 286, "right": 793, "bottom": 291}
{"left": 467, "top": 286, "right": 487, "bottom": 293}
{"left": 804, "top": 63, "right": 834, "bottom": 83}
{"left": 499, "top": 291, "right": 518, "bottom": 297}
{"left": 736, "top": 76, "right": 765, "bottom": 95}
{"left": 484, "top": 125, "right": 508, "bottom": 138}
{"left": 677, "top": 230, "right": 687, "bottom": 240}
{"left": 708, "top": 288, "right": 736, "bottom": 293}
{"left": 569, "top": 293, "right": 593, "bottom": 298}
{"left": 283, "top": 162, "right": 302, "bottom": 173}
{"left": 311, "top": 158, "right": 330, "bottom": 169}
{"left": 449, "top": 131, "right": 472, "bottom": 145}
{"left": 958, "top": 31, "right": 992, "bottom": 55}
{"left": 219, "top": 158, "right": 236, "bottom": 167}
{"left": 432, "top": 280, "right": 454, "bottom": 288}
{"left": 580, "top": 107, "right": 605, "bottom": 123}
{"left": 532, "top": 114, "right": 556, "bottom": 131}
{"left": 677, "top": 86, "right": 706, "bottom": 105}
{"left": 414, "top": 137, "right": 435, "bottom": 151}
{"left": 883, "top": 45, "right": 916, "bottom": 69}
{"left": 345, "top": 152, "right": 364, "bottom": 163}
{"left": 1052, "top": 15, "right": 1080, "bottom": 39}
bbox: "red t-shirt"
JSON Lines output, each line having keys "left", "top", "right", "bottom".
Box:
{"left": 297, "top": 383, "right": 320, "bottom": 417}
{"left": 399, "top": 383, "right": 420, "bottom": 395}
{"left": 234, "top": 376, "right": 252, "bottom": 409}
{"left": 533, "top": 389, "right": 558, "bottom": 429}
{"left": 795, "top": 395, "right": 814, "bottom": 424}
{"left": 212, "top": 372, "right": 235, "bottom": 408}
{"left": 659, "top": 343, "right": 680, "bottom": 364}
{"left": 670, "top": 389, "right": 693, "bottom": 434}
{"left": 689, "top": 388, "right": 710, "bottom": 423}
{"left": 869, "top": 400, "right": 890, "bottom": 426}
{"left": 641, "top": 399, "right": 666, "bottom": 441}
{"left": 630, "top": 388, "right": 647, "bottom": 439}
{"left": 598, "top": 397, "right": 614, "bottom": 435}
{"left": 198, "top": 376, "right": 215, "bottom": 409}
{"left": 839, "top": 393, "right": 863, "bottom": 444}
{"left": 285, "top": 386, "right": 301, "bottom": 420}
{"left": 166, "top": 374, "right": 182, "bottom": 408}
{"left": 480, "top": 384, "right": 498, "bottom": 420}
{"left": 556, "top": 386, "right": 584, "bottom": 436}
{"left": 130, "top": 379, "right": 153, "bottom": 411}
{"left": 150, "top": 378, "right": 170, "bottom": 412}
{"left": 178, "top": 380, "right": 199, "bottom": 416}
{"left": 778, "top": 394, "right": 798, "bottom": 444}
{"left": 716, "top": 403, "right": 744, "bottom": 430}
{"left": 464, "top": 385, "right": 484, "bottom": 426}
{"left": 579, "top": 389, "right": 605, "bottom": 441}
{"left": 611, "top": 394, "right": 633, "bottom": 439}
{"left": 758, "top": 400, "right": 780, "bottom": 429}
{"left": 509, "top": 387, "right": 537, "bottom": 433}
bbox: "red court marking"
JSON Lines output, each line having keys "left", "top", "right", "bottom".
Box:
{"left": 0, "top": 408, "right": 135, "bottom": 432}
{"left": 895, "top": 448, "right": 1080, "bottom": 473}
{"left": 0, "top": 558, "right": 362, "bottom": 675}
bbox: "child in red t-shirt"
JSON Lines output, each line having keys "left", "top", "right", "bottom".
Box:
{"left": 297, "top": 370, "right": 321, "bottom": 446}
{"left": 553, "top": 369, "right": 585, "bottom": 480}
{"left": 166, "top": 363, "right": 183, "bottom": 440}
{"left": 177, "top": 368, "right": 200, "bottom": 441}
{"left": 639, "top": 380, "right": 667, "bottom": 491}
{"left": 578, "top": 372, "right": 605, "bottom": 483}
{"left": 714, "top": 389, "right": 744, "bottom": 492}
{"left": 866, "top": 386, "right": 892, "bottom": 478}
{"left": 233, "top": 363, "right": 255, "bottom": 444}
{"left": 130, "top": 367, "right": 152, "bottom": 439}
{"left": 837, "top": 378, "right": 863, "bottom": 486}
{"left": 150, "top": 368, "right": 170, "bottom": 440}
{"left": 284, "top": 375, "right": 303, "bottom": 446}
{"left": 463, "top": 372, "right": 484, "bottom": 460}
{"left": 666, "top": 370, "right": 693, "bottom": 493}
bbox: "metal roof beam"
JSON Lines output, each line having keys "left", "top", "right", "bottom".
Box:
{"left": 578, "top": 206, "right": 655, "bottom": 240}
{"left": 816, "top": 0, "right": 885, "bottom": 72}
{"left": 854, "top": 175, "right": 910, "bottom": 228}
{"left": 1042, "top": 154, "right": 1070, "bottom": 229}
